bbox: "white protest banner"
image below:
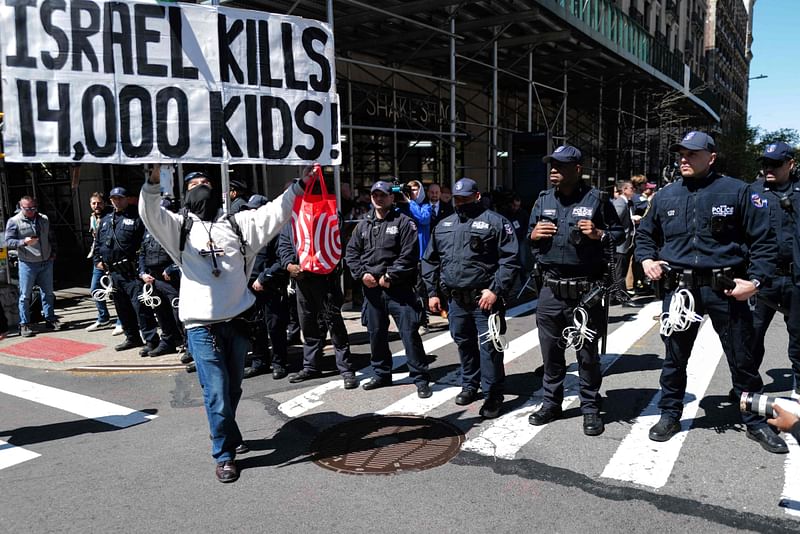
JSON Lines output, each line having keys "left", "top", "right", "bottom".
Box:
{"left": 0, "top": 0, "right": 341, "bottom": 165}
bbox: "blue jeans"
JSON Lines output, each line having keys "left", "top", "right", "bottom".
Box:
{"left": 18, "top": 259, "right": 56, "bottom": 324}
{"left": 186, "top": 321, "right": 250, "bottom": 463}
{"left": 90, "top": 267, "right": 111, "bottom": 323}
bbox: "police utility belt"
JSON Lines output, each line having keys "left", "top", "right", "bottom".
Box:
{"left": 543, "top": 275, "right": 597, "bottom": 300}
{"left": 659, "top": 266, "right": 743, "bottom": 292}
{"left": 108, "top": 257, "right": 137, "bottom": 278}
{"left": 444, "top": 287, "right": 482, "bottom": 305}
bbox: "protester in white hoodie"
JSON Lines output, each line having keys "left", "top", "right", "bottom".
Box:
{"left": 140, "top": 164, "right": 308, "bottom": 483}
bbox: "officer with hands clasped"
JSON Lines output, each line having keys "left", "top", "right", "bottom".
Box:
{"left": 345, "top": 181, "right": 432, "bottom": 397}
{"left": 94, "top": 187, "right": 159, "bottom": 352}
{"left": 527, "top": 145, "right": 624, "bottom": 436}
{"left": 749, "top": 142, "right": 800, "bottom": 398}
{"left": 422, "top": 178, "right": 520, "bottom": 419}
{"left": 635, "top": 131, "right": 787, "bottom": 453}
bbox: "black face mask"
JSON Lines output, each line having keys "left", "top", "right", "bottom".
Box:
{"left": 184, "top": 185, "right": 220, "bottom": 221}
{"left": 455, "top": 201, "right": 482, "bottom": 220}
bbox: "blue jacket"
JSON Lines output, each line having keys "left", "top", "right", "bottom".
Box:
{"left": 635, "top": 172, "right": 777, "bottom": 282}
{"left": 422, "top": 206, "right": 520, "bottom": 297}
{"left": 749, "top": 177, "right": 799, "bottom": 266}
{"left": 345, "top": 208, "right": 420, "bottom": 287}
{"left": 396, "top": 200, "right": 431, "bottom": 259}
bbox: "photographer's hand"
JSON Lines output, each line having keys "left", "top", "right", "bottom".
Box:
{"left": 767, "top": 404, "right": 800, "bottom": 433}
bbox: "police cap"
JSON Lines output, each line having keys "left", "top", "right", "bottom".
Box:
{"left": 452, "top": 178, "right": 480, "bottom": 196}
{"left": 758, "top": 141, "right": 795, "bottom": 162}
{"left": 669, "top": 131, "right": 716, "bottom": 152}
{"left": 542, "top": 145, "right": 582, "bottom": 164}
{"left": 109, "top": 186, "right": 128, "bottom": 198}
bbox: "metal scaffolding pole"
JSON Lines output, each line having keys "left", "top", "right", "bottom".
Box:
{"left": 450, "top": 15, "right": 457, "bottom": 190}
{"left": 327, "top": 0, "right": 342, "bottom": 211}
{"left": 598, "top": 76, "right": 604, "bottom": 187}
{"left": 527, "top": 50, "right": 533, "bottom": 132}
{"left": 491, "top": 36, "right": 498, "bottom": 190}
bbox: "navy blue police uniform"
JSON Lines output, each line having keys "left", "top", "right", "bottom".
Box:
{"left": 94, "top": 188, "right": 157, "bottom": 350}
{"left": 422, "top": 179, "right": 520, "bottom": 410}
{"left": 635, "top": 131, "right": 784, "bottom": 452}
{"left": 750, "top": 142, "right": 800, "bottom": 395}
{"left": 277, "top": 224, "right": 356, "bottom": 383}
{"left": 346, "top": 181, "right": 430, "bottom": 392}
{"left": 138, "top": 230, "right": 182, "bottom": 355}
{"left": 528, "top": 173, "right": 624, "bottom": 426}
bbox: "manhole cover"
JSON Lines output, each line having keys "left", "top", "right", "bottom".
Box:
{"left": 310, "top": 415, "right": 465, "bottom": 475}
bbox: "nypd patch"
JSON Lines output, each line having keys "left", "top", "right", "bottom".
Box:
{"left": 711, "top": 205, "right": 734, "bottom": 216}
{"left": 750, "top": 193, "right": 767, "bottom": 208}
{"left": 386, "top": 225, "right": 399, "bottom": 235}
{"left": 504, "top": 223, "right": 514, "bottom": 235}
{"left": 472, "top": 221, "right": 490, "bottom": 230}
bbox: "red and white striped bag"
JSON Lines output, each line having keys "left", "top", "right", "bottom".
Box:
{"left": 291, "top": 164, "right": 342, "bottom": 274}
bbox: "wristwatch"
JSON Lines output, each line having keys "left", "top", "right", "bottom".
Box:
{"left": 750, "top": 278, "right": 761, "bottom": 290}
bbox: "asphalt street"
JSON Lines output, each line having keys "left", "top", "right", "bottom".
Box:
{"left": 2, "top": 298, "right": 800, "bottom": 533}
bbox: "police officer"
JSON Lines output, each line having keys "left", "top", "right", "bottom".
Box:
{"left": 527, "top": 145, "right": 624, "bottom": 436}
{"left": 137, "top": 201, "right": 182, "bottom": 357}
{"left": 346, "top": 181, "right": 432, "bottom": 397}
{"left": 422, "top": 178, "right": 520, "bottom": 419}
{"left": 636, "top": 131, "right": 786, "bottom": 453}
{"left": 750, "top": 142, "right": 800, "bottom": 397}
{"left": 94, "top": 187, "right": 159, "bottom": 352}
{"left": 243, "top": 195, "right": 291, "bottom": 380}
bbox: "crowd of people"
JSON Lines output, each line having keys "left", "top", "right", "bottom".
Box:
{"left": 3, "top": 131, "right": 800, "bottom": 483}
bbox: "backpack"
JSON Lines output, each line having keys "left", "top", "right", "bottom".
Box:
{"left": 178, "top": 208, "right": 247, "bottom": 273}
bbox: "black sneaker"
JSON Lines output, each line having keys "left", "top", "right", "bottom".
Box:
{"left": 46, "top": 320, "right": 62, "bottom": 331}
{"left": 148, "top": 342, "right": 176, "bottom": 357}
{"left": 139, "top": 340, "right": 159, "bottom": 357}
{"left": 479, "top": 395, "right": 504, "bottom": 419}
{"left": 342, "top": 375, "right": 359, "bottom": 389}
{"left": 648, "top": 415, "right": 681, "bottom": 442}
{"left": 362, "top": 377, "right": 392, "bottom": 391}
{"left": 416, "top": 382, "right": 433, "bottom": 399}
{"left": 19, "top": 324, "right": 34, "bottom": 338}
{"left": 528, "top": 405, "right": 562, "bottom": 426}
{"left": 288, "top": 369, "right": 322, "bottom": 383}
{"left": 235, "top": 443, "right": 250, "bottom": 455}
{"left": 180, "top": 352, "right": 194, "bottom": 365}
{"left": 583, "top": 413, "right": 605, "bottom": 436}
{"left": 243, "top": 358, "right": 269, "bottom": 379}
{"left": 115, "top": 338, "right": 145, "bottom": 351}
{"left": 273, "top": 365, "right": 289, "bottom": 380}
{"left": 455, "top": 387, "right": 479, "bottom": 406}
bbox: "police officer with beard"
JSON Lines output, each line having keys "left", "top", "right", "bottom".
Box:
{"left": 527, "top": 146, "right": 623, "bottom": 436}
{"left": 750, "top": 142, "right": 800, "bottom": 397}
{"left": 422, "top": 178, "right": 519, "bottom": 419}
{"left": 636, "top": 131, "right": 786, "bottom": 454}
{"left": 94, "top": 187, "right": 159, "bottom": 352}
{"left": 346, "top": 180, "right": 432, "bottom": 397}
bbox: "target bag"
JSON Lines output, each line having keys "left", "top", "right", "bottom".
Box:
{"left": 291, "top": 164, "right": 342, "bottom": 274}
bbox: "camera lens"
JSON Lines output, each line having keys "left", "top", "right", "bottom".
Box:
{"left": 739, "top": 392, "right": 800, "bottom": 418}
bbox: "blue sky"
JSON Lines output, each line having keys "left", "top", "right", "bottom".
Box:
{"left": 747, "top": 0, "right": 799, "bottom": 135}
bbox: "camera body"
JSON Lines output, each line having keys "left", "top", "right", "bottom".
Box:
{"left": 390, "top": 178, "right": 413, "bottom": 198}
{"left": 739, "top": 392, "right": 800, "bottom": 418}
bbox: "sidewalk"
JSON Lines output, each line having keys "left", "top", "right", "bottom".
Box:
{"left": 0, "top": 287, "right": 450, "bottom": 373}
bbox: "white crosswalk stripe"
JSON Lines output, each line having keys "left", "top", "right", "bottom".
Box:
{"left": 270, "top": 298, "right": 800, "bottom": 518}
{"left": 0, "top": 373, "right": 157, "bottom": 470}
{"left": 278, "top": 299, "right": 538, "bottom": 418}
{"left": 462, "top": 301, "right": 661, "bottom": 458}
{"left": 600, "top": 319, "right": 722, "bottom": 488}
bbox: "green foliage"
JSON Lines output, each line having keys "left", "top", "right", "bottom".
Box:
{"left": 715, "top": 117, "right": 799, "bottom": 182}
